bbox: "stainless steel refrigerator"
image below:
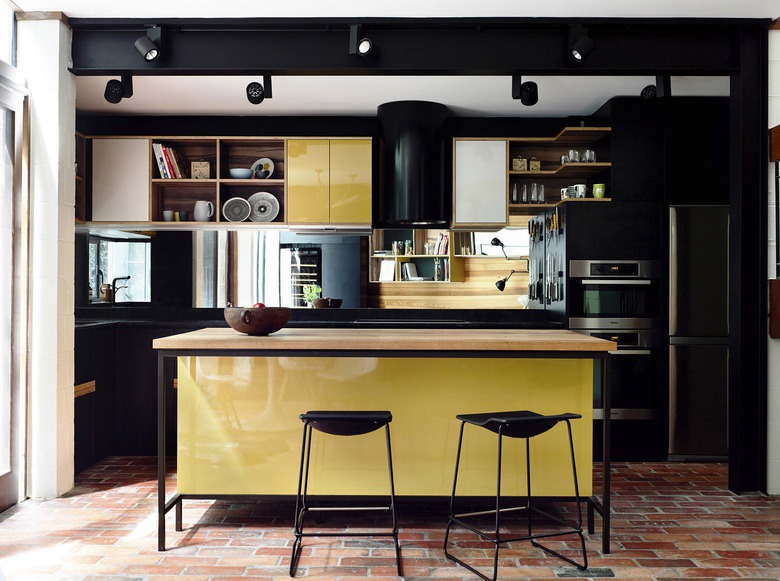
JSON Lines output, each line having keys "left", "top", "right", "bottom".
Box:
{"left": 668, "top": 205, "right": 729, "bottom": 460}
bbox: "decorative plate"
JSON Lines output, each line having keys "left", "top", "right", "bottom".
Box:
{"left": 251, "top": 157, "right": 274, "bottom": 178}
{"left": 247, "top": 192, "right": 280, "bottom": 222}
{"left": 222, "top": 197, "right": 251, "bottom": 222}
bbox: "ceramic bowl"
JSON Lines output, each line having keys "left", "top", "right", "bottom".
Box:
{"left": 224, "top": 306, "right": 291, "bottom": 335}
{"left": 312, "top": 298, "right": 343, "bottom": 309}
{"left": 229, "top": 168, "right": 254, "bottom": 179}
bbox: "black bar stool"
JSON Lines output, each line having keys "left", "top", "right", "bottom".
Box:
{"left": 444, "top": 410, "right": 587, "bottom": 580}
{"left": 290, "top": 410, "right": 401, "bottom": 577}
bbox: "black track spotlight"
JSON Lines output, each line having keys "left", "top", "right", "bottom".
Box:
{"left": 246, "top": 75, "right": 273, "bottom": 105}
{"left": 495, "top": 270, "right": 522, "bottom": 292}
{"left": 104, "top": 75, "right": 133, "bottom": 104}
{"left": 640, "top": 84, "right": 657, "bottom": 99}
{"left": 569, "top": 25, "right": 595, "bottom": 62}
{"left": 134, "top": 25, "right": 162, "bottom": 62}
{"left": 511, "top": 76, "right": 539, "bottom": 106}
{"left": 641, "top": 74, "right": 671, "bottom": 99}
{"left": 349, "top": 24, "right": 379, "bottom": 59}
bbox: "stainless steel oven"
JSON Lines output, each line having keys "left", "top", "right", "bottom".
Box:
{"left": 568, "top": 260, "right": 659, "bottom": 329}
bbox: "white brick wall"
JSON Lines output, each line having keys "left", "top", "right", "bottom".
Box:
{"left": 17, "top": 18, "right": 76, "bottom": 499}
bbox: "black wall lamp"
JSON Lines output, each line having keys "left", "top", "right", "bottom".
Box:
{"left": 349, "top": 24, "right": 380, "bottom": 59}
{"left": 511, "top": 75, "right": 538, "bottom": 106}
{"left": 495, "top": 270, "right": 523, "bottom": 292}
{"left": 104, "top": 75, "right": 133, "bottom": 104}
{"left": 568, "top": 25, "right": 595, "bottom": 62}
{"left": 246, "top": 75, "right": 273, "bottom": 104}
{"left": 134, "top": 25, "right": 162, "bottom": 62}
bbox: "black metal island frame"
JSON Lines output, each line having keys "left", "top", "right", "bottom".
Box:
{"left": 153, "top": 327, "right": 615, "bottom": 554}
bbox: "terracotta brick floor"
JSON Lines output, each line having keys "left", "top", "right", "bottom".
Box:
{"left": 1, "top": 457, "right": 779, "bottom": 580}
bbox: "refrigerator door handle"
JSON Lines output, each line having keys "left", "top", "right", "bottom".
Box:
{"left": 610, "top": 349, "right": 653, "bottom": 356}
{"left": 580, "top": 279, "right": 653, "bottom": 285}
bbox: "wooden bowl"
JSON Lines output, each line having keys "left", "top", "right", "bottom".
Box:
{"left": 312, "top": 298, "right": 343, "bottom": 308}
{"left": 224, "top": 307, "right": 291, "bottom": 335}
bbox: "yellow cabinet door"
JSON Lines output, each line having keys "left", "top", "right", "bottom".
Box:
{"left": 330, "top": 139, "right": 372, "bottom": 224}
{"left": 287, "top": 139, "right": 330, "bottom": 223}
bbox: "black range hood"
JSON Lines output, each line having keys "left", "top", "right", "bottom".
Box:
{"left": 377, "top": 101, "right": 449, "bottom": 228}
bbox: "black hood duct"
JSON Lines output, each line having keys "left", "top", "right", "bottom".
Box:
{"left": 377, "top": 101, "right": 449, "bottom": 228}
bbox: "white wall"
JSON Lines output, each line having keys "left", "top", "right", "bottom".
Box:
{"left": 16, "top": 17, "right": 76, "bottom": 498}
{"left": 767, "top": 29, "right": 780, "bottom": 494}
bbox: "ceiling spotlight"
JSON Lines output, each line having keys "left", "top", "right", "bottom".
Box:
{"left": 569, "top": 25, "right": 595, "bottom": 62}
{"left": 511, "top": 76, "right": 539, "bottom": 106}
{"left": 640, "top": 84, "right": 657, "bottom": 99}
{"left": 349, "top": 24, "right": 379, "bottom": 59}
{"left": 104, "top": 75, "right": 133, "bottom": 104}
{"left": 246, "top": 75, "right": 273, "bottom": 105}
{"left": 134, "top": 25, "right": 162, "bottom": 62}
{"left": 641, "top": 74, "right": 671, "bottom": 99}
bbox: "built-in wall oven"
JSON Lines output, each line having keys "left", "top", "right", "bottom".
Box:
{"left": 568, "top": 260, "right": 664, "bottom": 460}
{"left": 568, "top": 260, "right": 659, "bottom": 329}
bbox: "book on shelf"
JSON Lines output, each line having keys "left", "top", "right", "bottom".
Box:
{"left": 434, "top": 232, "right": 449, "bottom": 255}
{"left": 161, "top": 146, "right": 179, "bottom": 178}
{"left": 379, "top": 259, "right": 395, "bottom": 281}
{"left": 401, "top": 262, "right": 418, "bottom": 281}
{"left": 152, "top": 143, "right": 170, "bottom": 179}
{"left": 167, "top": 146, "right": 190, "bottom": 178}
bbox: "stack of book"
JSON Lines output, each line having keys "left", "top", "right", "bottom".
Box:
{"left": 152, "top": 143, "right": 189, "bottom": 179}
{"left": 434, "top": 232, "right": 449, "bottom": 255}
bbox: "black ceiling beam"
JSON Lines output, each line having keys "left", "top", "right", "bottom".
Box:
{"left": 68, "top": 17, "right": 761, "bottom": 77}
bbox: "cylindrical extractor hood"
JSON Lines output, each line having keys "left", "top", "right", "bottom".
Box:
{"left": 377, "top": 101, "right": 449, "bottom": 228}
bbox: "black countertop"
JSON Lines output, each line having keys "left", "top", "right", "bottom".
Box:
{"left": 75, "top": 306, "right": 560, "bottom": 330}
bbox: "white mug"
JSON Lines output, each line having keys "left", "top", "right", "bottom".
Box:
{"left": 162, "top": 210, "right": 174, "bottom": 222}
{"left": 574, "top": 184, "right": 587, "bottom": 198}
{"left": 193, "top": 200, "right": 214, "bottom": 222}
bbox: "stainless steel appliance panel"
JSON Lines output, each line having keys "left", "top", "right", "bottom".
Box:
{"left": 669, "top": 206, "right": 729, "bottom": 337}
{"left": 668, "top": 343, "right": 728, "bottom": 459}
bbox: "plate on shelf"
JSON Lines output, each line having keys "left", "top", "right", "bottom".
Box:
{"left": 222, "top": 197, "right": 251, "bottom": 222}
{"left": 251, "top": 157, "right": 274, "bottom": 178}
{"left": 247, "top": 191, "right": 280, "bottom": 222}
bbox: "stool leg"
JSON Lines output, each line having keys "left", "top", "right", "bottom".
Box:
{"left": 528, "top": 420, "right": 588, "bottom": 571}
{"left": 384, "top": 423, "right": 402, "bottom": 576}
{"left": 290, "top": 422, "right": 313, "bottom": 577}
{"left": 444, "top": 421, "right": 466, "bottom": 553}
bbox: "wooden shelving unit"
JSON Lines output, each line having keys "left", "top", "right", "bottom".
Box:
{"left": 508, "top": 127, "right": 612, "bottom": 211}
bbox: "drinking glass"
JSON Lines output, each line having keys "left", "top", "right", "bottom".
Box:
{"left": 538, "top": 184, "right": 545, "bottom": 203}
{"left": 568, "top": 149, "right": 580, "bottom": 163}
{"left": 521, "top": 184, "right": 528, "bottom": 203}
{"left": 530, "top": 182, "right": 538, "bottom": 203}
{"left": 584, "top": 149, "right": 596, "bottom": 163}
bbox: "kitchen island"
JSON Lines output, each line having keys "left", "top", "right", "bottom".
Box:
{"left": 154, "top": 327, "right": 615, "bottom": 552}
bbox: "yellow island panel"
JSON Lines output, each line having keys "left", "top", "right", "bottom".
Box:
{"left": 177, "top": 356, "right": 593, "bottom": 497}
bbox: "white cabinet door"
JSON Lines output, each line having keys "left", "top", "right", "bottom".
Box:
{"left": 91, "top": 138, "right": 150, "bottom": 221}
{"left": 453, "top": 139, "right": 508, "bottom": 228}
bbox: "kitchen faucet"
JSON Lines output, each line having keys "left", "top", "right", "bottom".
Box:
{"left": 111, "top": 275, "right": 131, "bottom": 303}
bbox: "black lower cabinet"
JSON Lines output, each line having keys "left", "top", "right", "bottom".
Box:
{"left": 75, "top": 324, "right": 182, "bottom": 472}
{"left": 74, "top": 327, "right": 116, "bottom": 473}
{"left": 112, "top": 326, "right": 179, "bottom": 456}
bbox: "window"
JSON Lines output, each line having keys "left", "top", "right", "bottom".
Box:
{"left": 88, "top": 236, "right": 151, "bottom": 303}
{"left": 0, "top": 4, "right": 14, "bottom": 66}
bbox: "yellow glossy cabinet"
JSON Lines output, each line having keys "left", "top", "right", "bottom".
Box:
{"left": 287, "top": 138, "right": 372, "bottom": 224}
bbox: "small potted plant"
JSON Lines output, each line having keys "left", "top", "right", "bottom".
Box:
{"left": 302, "top": 284, "right": 322, "bottom": 307}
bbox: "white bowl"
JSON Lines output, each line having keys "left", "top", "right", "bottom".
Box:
{"left": 229, "top": 168, "right": 253, "bottom": 179}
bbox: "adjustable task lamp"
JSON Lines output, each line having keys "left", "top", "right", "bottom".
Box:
{"left": 491, "top": 238, "right": 527, "bottom": 292}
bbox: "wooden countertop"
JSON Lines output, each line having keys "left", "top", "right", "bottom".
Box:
{"left": 153, "top": 327, "right": 616, "bottom": 352}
